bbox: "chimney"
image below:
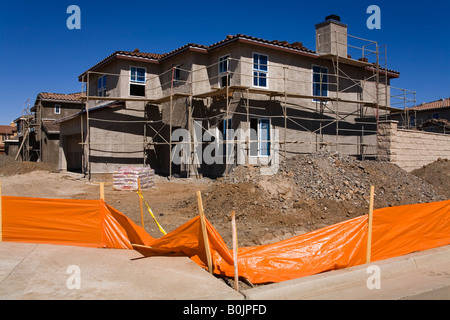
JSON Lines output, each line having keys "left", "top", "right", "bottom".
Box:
{"left": 315, "top": 15, "right": 348, "bottom": 58}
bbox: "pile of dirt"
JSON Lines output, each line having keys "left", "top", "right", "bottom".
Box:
{"left": 0, "top": 155, "right": 57, "bottom": 176}
{"left": 412, "top": 158, "right": 450, "bottom": 199}
{"left": 174, "top": 151, "right": 448, "bottom": 248}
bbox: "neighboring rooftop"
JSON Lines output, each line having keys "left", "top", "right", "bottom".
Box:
{"left": 38, "top": 92, "right": 83, "bottom": 103}
{"left": 418, "top": 118, "right": 450, "bottom": 131}
{"left": 0, "top": 125, "right": 17, "bottom": 135}
{"left": 408, "top": 97, "right": 450, "bottom": 112}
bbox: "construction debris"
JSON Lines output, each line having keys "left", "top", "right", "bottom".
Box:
{"left": 175, "top": 151, "right": 448, "bottom": 248}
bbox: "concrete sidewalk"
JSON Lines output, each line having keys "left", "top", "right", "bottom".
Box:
{"left": 242, "top": 245, "right": 450, "bottom": 300}
{"left": 0, "top": 242, "right": 243, "bottom": 300}
{"left": 0, "top": 242, "right": 448, "bottom": 300}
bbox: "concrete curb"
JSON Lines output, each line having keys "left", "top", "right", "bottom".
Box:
{"left": 240, "top": 245, "right": 450, "bottom": 300}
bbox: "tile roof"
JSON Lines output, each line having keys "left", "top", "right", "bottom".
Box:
{"left": 159, "top": 43, "right": 208, "bottom": 60}
{"left": 207, "top": 34, "right": 315, "bottom": 54}
{"left": 39, "top": 92, "right": 83, "bottom": 102}
{"left": 408, "top": 98, "right": 450, "bottom": 112}
{"left": 0, "top": 125, "right": 16, "bottom": 135}
{"left": 80, "top": 49, "right": 163, "bottom": 78}
{"left": 115, "top": 50, "right": 164, "bottom": 60}
{"left": 418, "top": 118, "right": 450, "bottom": 130}
{"left": 81, "top": 34, "right": 317, "bottom": 75}
{"left": 80, "top": 34, "right": 401, "bottom": 77}
{"left": 42, "top": 120, "right": 60, "bottom": 134}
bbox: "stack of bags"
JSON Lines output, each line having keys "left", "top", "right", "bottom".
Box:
{"left": 113, "top": 166, "right": 155, "bottom": 191}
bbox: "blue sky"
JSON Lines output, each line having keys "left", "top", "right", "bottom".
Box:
{"left": 0, "top": 0, "right": 449, "bottom": 124}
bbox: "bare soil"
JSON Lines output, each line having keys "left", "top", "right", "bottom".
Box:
{"left": 0, "top": 153, "right": 448, "bottom": 249}
{"left": 411, "top": 158, "right": 450, "bottom": 199}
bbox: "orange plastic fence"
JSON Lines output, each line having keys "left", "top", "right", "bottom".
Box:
{"left": 2, "top": 196, "right": 449, "bottom": 284}
{"left": 2, "top": 196, "right": 154, "bottom": 249}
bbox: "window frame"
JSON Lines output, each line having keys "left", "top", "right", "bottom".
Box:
{"left": 129, "top": 66, "right": 147, "bottom": 97}
{"left": 410, "top": 116, "right": 416, "bottom": 127}
{"left": 312, "top": 65, "right": 329, "bottom": 101}
{"left": 219, "top": 118, "right": 232, "bottom": 157}
{"left": 97, "top": 75, "right": 107, "bottom": 97}
{"left": 54, "top": 104, "right": 61, "bottom": 115}
{"left": 252, "top": 53, "right": 269, "bottom": 89}
{"left": 249, "top": 117, "right": 271, "bottom": 157}
{"left": 218, "top": 54, "right": 230, "bottom": 88}
{"left": 172, "top": 65, "right": 181, "bottom": 84}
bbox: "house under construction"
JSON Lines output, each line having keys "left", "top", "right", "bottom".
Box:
{"left": 58, "top": 15, "right": 416, "bottom": 178}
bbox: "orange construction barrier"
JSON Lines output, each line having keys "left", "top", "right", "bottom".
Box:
{"left": 135, "top": 200, "right": 450, "bottom": 284}
{"left": 2, "top": 196, "right": 449, "bottom": 284}
{"left": 2, "top": 196, "right": 154, "bottom": 249}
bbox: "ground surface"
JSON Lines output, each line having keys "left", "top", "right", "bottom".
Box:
{"left": 1, "top": 152, "right": 448, "bottom": 249}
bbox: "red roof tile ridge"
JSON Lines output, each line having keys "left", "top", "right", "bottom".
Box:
{"left": 39, "top": 92, "right": 83, "bottom": 101}
{"left": 409, "top": 97, "right": 450, "bottom": 111}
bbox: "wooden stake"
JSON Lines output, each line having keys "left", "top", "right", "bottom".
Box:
{"left": 99, "top": 182, "right": 105, "bottom": 201}
{"left": 138, "top": 178, "right": 145, "bottom": 229}
{"left": 196, "top": 191, "right": 213, "bottom": 274}
{"left": 0, "top": 181, "right": 2, "bottom": 242}
{"left": 366, "top": 186, "right": 375, "bottom": 264}
{"left": 231, "top": 211, "right": 239, "bottom": 291}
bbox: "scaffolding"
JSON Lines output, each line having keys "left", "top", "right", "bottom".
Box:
{"left": 15, "top": 99, "right": 40, "bottom": 162}
{"left": 79, "top": 31, "right": 416, "bottom": 178}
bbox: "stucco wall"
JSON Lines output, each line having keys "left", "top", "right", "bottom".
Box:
{"left": 378, "top": 120, "right": 450, "bottom": 172}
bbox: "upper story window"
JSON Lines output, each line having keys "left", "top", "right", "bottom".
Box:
{"left": 312, "top": 65, "right": 328, "bottom": 100}
{"left": 54, "top": 104, "right": 61, "bottom": 115}
{"left": 173, "top": 65, "right": 181, "bottom": 84}
{"left": 253, "top": 53, "right": 268, "bottom": 88}
{"left": 130, "top": 67, "right": 146, "bottom": 97}
{"left": 218, "top": 55, "right": 230, "bottom": 87}
{"left": 97, "top": 75, "right": 106, "bottom": 97}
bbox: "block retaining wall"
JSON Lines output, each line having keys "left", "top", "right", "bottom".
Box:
{"left": 378, "top": 120, "right": 450, "bottom": 172}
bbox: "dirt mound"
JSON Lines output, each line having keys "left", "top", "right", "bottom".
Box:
{"left": 174, "top": 151, "right": 447, "bottom": 248}
{"left": 0, "top": 155, "right": 57, "bottom": 176}
{"left": 412, "top": 158, "right": 450, "bottom": 199}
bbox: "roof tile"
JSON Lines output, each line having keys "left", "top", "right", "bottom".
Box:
{"left": 39, "top": 92, "right": 82, "bottom": 102}
{"left": 408, "top": 98, "right": 450, "bottom": 112}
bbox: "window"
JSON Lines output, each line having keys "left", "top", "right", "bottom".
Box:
{"left": 218, "top": 118, "right": 232, "bottom": 156}
{"left": 253, "top": 53, "right": 268, "bottom": 88}
{"left": 432, "top": 112, "right": 439, "bottom": 119}
{"left": 313, "top": 66, "right": 328, "bottom": 100}
{"left": 54, "top": 104, "right": 61, "bottom": 115}
{"left": 172, "top": 65, "right": 181, "bottom": 84}
{"left": 130, "top": 67, "right": 146, "bottom": 96}
{"left": 218, "top": 55, "right": 230, "bottom": 87}
{"left": 250, "top": 118, "right": 270, "bottom": 157}
{"left": 97, "top": 75, "right": 106, "bottom": 97}
{"left": 410, "top": 116, "right": 416, "bottom": 127}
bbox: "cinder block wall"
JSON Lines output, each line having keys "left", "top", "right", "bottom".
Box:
{"left": 378, "top": 120, "right": 450, "bottom": 172}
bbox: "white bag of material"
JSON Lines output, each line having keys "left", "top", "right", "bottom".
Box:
{"left": 113, "top": 166, "right": 155, "bottom": 191}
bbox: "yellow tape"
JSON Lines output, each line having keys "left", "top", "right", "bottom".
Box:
{"left": 137, "top": 191, "right": 167, "bottom": 235}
